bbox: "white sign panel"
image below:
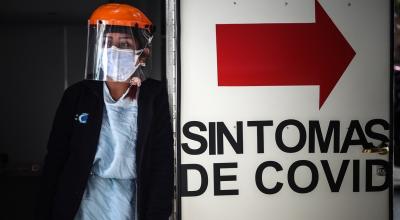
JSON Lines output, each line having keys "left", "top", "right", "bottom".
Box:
{"left": 179, "top": 0, "right": 391, "bottom": 220}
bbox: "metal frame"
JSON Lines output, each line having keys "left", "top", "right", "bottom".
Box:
{"left": 166, "top": 0, "right": 180, "bottom": 219}
{"left": 390, "top": 0, "right": 394, "bottom": 219}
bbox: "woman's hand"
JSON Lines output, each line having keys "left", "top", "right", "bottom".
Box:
{"left": 129, "top": 76, "right": 142, "bottom": 87}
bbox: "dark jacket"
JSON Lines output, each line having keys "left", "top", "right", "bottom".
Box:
{"left": 34, "top": 79, "right": 174, "bottom": 220}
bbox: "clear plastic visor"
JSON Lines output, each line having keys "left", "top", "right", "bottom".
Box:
{"left": 84, "top": 23, "right": 153, "bottom": 82}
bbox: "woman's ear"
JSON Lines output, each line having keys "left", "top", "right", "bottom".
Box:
{"left": 139, "top": 47, "right": 151, "bottom": 65}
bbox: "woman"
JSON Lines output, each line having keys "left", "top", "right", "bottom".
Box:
{"left": 34, "top": 3, "right": 174, "bottom": 220}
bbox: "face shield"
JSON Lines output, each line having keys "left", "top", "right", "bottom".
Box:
{"left": 84, "top": 21, "right": 153, "bottom": 82}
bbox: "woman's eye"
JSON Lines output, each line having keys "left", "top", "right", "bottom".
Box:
{"left": 119, "top": 42, "right": 129, "bottom": 49}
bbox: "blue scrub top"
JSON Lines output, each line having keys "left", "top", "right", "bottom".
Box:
{"left": 74, "top": 83, "right": 138, "bottom": 220}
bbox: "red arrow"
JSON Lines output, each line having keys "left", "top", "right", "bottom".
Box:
{"left": 216, "top": 0, "right": 355, "bottom": 109}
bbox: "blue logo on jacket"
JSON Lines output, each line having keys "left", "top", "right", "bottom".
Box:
{"left": 75, "top": 113, "right": 89, "bottom": 124}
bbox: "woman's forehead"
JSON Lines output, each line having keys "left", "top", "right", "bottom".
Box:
{"left": 105, "top": 32, "right": 134, "bottom": 39}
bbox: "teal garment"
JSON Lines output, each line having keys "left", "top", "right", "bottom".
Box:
{"left": 74, "top": 83, "right": 138, "bottom": 220}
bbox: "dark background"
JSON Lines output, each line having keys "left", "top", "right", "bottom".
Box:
{"left": 0, "top": 0, "right": 166, "bottom": 219}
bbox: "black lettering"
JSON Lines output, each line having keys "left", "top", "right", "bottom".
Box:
{"left": 255, "top": 161, "right": 283, "bottom": 194}
{"left": 247, "top": 121, "right": 273, "bottom": 153}
{"left": 181, "top": 164, "right": 208, "bottom": 197}
{"left": 209, "top": 122, "right": 216, "bottom": 155}
{"left": 182, "top": 121, "right": 208, "bottom": 155}
{"left": 276, "top": 120, "right": 306, "bottom": 153}
{"left": 309, "top": 121, "right": 340, "bottom": 153}
{"left": 288, "top": 160, "right": 319, "bottom": 193}
{"left": 341, "top": 120, "right": 373, "bottom": 153}
{"left": 366, "top": 159, "right": 389, "bottom": 192}
{"left": 353, "top": 160, "right": 360, "bottom": 192}
{"left": 321, "top": 160, "right": 349, "bottom": 192}
{"left": 365, "top": 119, "right": 389, "bottom": 143}
{"left": 214, "top": 163, "right": 239, "bottom": 195}
{"left": 217, "top": 122, "right": 243, "bottom": 154}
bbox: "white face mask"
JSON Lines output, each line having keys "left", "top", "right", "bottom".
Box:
{"left": 101, "top": 46, "right": 143, "bottom": 81}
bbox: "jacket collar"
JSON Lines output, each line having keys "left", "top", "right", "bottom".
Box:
{"left": 82, "top": 80, "right": 104, "bottom": 100}
{"left": 82, "top": 79, "right": 150, "bottom": 101}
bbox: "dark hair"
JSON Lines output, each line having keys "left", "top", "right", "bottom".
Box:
{"left": 126, "top": 85, "right": 138, "bottom": 100}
